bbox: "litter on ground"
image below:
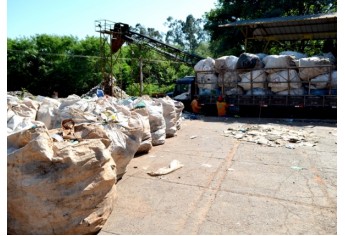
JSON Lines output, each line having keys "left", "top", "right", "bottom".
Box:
{"left": 147, "top": 160, "right": 184, "bottom": 176}
{"left": 223, "top": 124, "right": 319, "bottom": 148}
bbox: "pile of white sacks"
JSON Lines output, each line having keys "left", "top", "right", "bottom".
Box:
{"left": 194, "top": 51, "right": 337, "bottom": 96}
{"left": 7, "top": 93, "right": 184, "bottom": 234}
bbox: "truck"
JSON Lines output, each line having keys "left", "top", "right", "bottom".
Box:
{"left": 171, "top": 61, "right": 337, "bottom": 118}
{"left": 95, "top": 18, "right": 337, "bottom": 119}
{"left": 172, "top": 11, "right": 337, "bottom": 118}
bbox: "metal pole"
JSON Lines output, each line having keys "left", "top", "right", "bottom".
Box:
{"left": 99, "top": 26, "right": 105, "bottom": 87}
{"left": 110, "top": 51, "right": 113, "bottom": 96}
{"left": 139, "top": 58, "right": 143, "bottom": 96}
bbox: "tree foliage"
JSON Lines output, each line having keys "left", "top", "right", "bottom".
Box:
{"left": 131, "top": 24, "right": 164, "bottom": 41}
{"left": 204, "top": 0, "right": 337, "bottom": 56}
{"left": 7, "top": 2, "right": 337, "bottom": 97}
{"left": 164, "top": 15, "right": 209, "bottom": 54}
{"left": 112, "top": 42, "right": 194, "bottom": 97}
{"left": 7, "top": 32, "right": 195, "bottom": 97}
{"left": 8, "top": 35, "right": 102, "bottom": 97}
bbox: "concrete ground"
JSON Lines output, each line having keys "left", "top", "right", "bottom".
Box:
{"left": 99, "top": 116, "right": 337, "bottom": 235}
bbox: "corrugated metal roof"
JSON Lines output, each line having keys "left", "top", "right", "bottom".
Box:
{"left": 219, "top": 12, "right": 337, "bottom": 41}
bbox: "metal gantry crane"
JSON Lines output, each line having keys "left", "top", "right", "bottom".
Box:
{"left": 95, "top": 20, "right": 204, "bottom": 96}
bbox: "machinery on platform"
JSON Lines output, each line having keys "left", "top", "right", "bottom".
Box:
{"left": 95, "top": 14, "right": 337, "bottom": 118}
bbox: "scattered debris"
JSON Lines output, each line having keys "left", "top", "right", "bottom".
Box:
{"left": 285, "top": 144, "right": 295, "bottom": 149}
{"left": 223, "top": 124, "right": 319, "bottom": 148}
{"left": 51, "top": 133, "right": 63, "bottom": 142}
{"left": 201, "top": 163, "right": 212, "bottom": 168}
{"left": 190, "top": 135, "right": 198, "bottom": 139}
{"left": 147, "top": 160, "right": 183, "bottom": 176}
{"left": 61, "top": 119, "right": 75, "bottom": 138}
{"left": 81, "top": 83, "right": 129, "bottom": 99}
{"left": 302, "top": 142, "right": 315, "bottom": 147}
{"left": 290, "top": 166, "right": 306, "bottom": 171}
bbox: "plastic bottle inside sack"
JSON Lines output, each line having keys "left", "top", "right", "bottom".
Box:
{"left": 96, "top": 89, "right": 104, "bottom": 97}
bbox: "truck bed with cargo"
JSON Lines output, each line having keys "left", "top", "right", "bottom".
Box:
{"left": 172, "top": 60, "right": 336, "bottom": 118}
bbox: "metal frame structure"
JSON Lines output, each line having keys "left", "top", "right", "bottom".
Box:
{"left": 219, "top": 12, "right": 337, "bottom": 52}
{"left": 95, "top": 20, "right": 116, "bottom": 96}
{"left": 95, "top": 20, "right": 205, "bottom": 96}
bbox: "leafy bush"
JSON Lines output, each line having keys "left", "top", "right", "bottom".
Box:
{"left": 125, "top": 83, "right": 175, "bottom": 97}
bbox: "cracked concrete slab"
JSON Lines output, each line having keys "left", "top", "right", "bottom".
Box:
{"left": 98, "top": 117, "right": 337, "bottom": 235}
{"left": 198, "top": 190, "right": 336, "bottom": 234}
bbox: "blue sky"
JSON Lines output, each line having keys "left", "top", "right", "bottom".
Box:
{"left": 7, "top": 0, "right": 217, "bottom": 39}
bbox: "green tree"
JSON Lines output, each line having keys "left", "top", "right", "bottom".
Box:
{"left": 109, "top": 23, "right": 197, "bottom": 96}
{"left": 132, "top": 24, "right": 164, "bottom": 41}
{"left": 7, "top": 20, "right": 203, "bottom": 98}
{"left": 7, "top": 35, "right": 103, "bottom": 97}
{"left": 183, "top": 15, "right": 207, "bottom": 53}
{"left": 204, "top": 0, "right": 337, "bottom": 56}
{"left": 164, "top": 17, "right": 185, "bottom": 49}
{"left": 164, "top": 15, "right": 209, "bottom": 55}
{"left": 7, "top": 37, "right": 37, "bottom": 92}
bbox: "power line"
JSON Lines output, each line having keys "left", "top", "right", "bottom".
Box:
{"left": 7, "top": 49, "right": 188, "bottom": 64}
{"left": 7, "top": 49, "right": 101, "bottom": 59}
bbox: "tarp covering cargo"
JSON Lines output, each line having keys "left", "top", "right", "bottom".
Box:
{"left": 236, "top": 53, "right": 263, "bottom": 70}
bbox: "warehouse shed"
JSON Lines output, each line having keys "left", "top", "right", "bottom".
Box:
{"left": 219, "top": 12, "right": 337, "bottom": 51}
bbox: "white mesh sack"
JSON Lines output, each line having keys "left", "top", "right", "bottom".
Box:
{"left": 297, "top": 56, "right": 332, "bottom": 80}
{"left": 217, "top": 71, "right": 240, "bottom": 88}
{"left": 268, "top": 69, "right": 301, "bottom": 93}
{"left": 263, "top": 55, "right": 296, "bottom": 73}
{"left": 215, "top": 55, "right": 238, "bottom": 73}
{"left": 309, "top": 70, "right": 337, "bottom": 89}
{"left": 238, "top": 70, "right": 267, "bottom": 91}
{"left": 275, "top": 87, "right": 305, "bottom": 96}
{"left": 196, "top": 73, "right": 219, "bottom": 90}
{"left": 194, "top": 57, "right": 215, "bottom": 72}
{"left": 279, "top": 51, "right": 307, "bottom": 59}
